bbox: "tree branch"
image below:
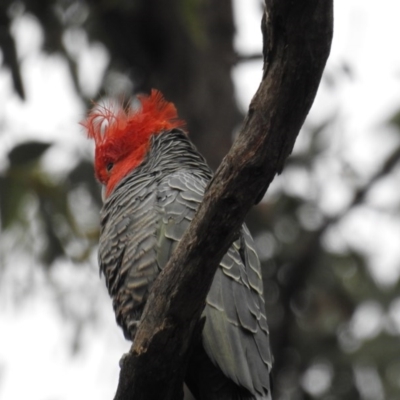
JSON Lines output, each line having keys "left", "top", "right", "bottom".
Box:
{"left": 114, "top": 1, "right": 333, "bottom": 399}
{"left": 273, "top": 142, "right": 400, "bottom": 383}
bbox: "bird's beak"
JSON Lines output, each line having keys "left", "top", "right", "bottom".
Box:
{"left": 101, "top": 185, "right": 107, "bottom": 202}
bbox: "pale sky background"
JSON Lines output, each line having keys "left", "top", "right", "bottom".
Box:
{"left": 1, "top": 1, "right": 400, "bottom": 399}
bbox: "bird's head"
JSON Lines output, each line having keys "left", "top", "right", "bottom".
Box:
{"left": 83, "top": 90, "right": 185, "bottom": 199}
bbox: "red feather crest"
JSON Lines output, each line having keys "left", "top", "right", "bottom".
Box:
{"left": 83, "top": 89, "right": 185, "bottom": 146}
{"left": 82, "top": 90, "right": 186, "bottom": 196}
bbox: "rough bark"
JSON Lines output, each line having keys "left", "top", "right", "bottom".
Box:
{"left": 114, "top": 1, "right": 333, "bottom": 399}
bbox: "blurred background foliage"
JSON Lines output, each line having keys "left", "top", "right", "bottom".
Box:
{"left": 1, "top": 1, "right": 400, "bottom": 399}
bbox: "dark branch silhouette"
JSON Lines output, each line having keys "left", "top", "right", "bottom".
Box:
{"left": 113, "top": 1, "right": 333, "bottom": 399}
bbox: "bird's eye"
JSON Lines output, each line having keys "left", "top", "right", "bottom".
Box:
{"left": 106, "top": 163, "right": 114, "bottom": 172}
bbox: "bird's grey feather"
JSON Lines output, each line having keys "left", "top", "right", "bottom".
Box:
{"left": 99, "top": 130, "right": 272, "bottom": 399}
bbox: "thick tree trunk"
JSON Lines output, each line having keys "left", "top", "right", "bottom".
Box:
{"left": 113, "top": 1, "right": 333, "bottom": 400}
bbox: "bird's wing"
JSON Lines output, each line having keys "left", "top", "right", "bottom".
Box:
{"left": 99, "top": 174, "right": 161, "bottom": 339}
{"left": 156, "top": 170, "right": 272, "bottom": 399}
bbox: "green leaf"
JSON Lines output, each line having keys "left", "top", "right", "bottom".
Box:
{"left": 0, "top": 175, "right": 27, "bottom": 229}
{"left": 68, "top": 160, "right": 102, "bottom": 206}
{"left": 390, "top": 109, "right": 400, "bottom": 131}
{"left": 8, "top": 141, "right": 51, "bottom": 167}
{"left": 36, "top": 188, "right": 67, "bottom": 266}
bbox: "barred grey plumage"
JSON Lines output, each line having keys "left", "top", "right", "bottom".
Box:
{"left": 99, "top": 129, "right": 272, "bottom": 399}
